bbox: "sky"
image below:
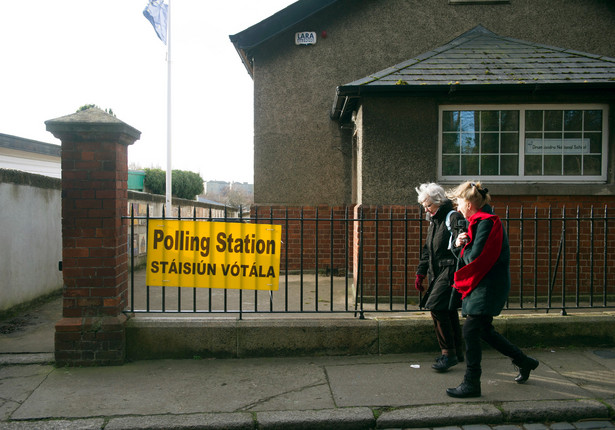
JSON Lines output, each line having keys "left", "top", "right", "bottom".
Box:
{"left": 1, "top": 0, "right": 296, "bottom": 183}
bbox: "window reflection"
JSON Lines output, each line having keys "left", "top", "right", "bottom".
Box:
{"left": 441, "top": 107, "right": 604, "bottom": 179}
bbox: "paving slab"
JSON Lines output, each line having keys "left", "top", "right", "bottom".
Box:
{"left": 0, "top": 364, "right": 55, "bottom": 420}
{"left": 325, "top": 352, "right": 591, "bottom": 407}
{"left": 10, "top": 357, "right": 334, "bottom": 420}
{"left": 537, "top": 349, "right": 615, "bottom": 398}
{"left": 0, "top": 354, "right": 54, "bottom": 366}
{"left": 0, "top": 419, "right": 104, "bottom": 429}
{"left": 0, "top": 298, "right": 59, "bottom": 354}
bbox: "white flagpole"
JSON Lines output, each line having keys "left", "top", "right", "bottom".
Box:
{"left": 165, "top": 0, "right": 172, "bottom": 215}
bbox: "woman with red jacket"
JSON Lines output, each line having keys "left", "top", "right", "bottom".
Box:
{"left": 446, "top": 181, "right": 539, "bottom": 398}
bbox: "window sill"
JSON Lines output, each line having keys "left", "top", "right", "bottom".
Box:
{"left": 439, "top": 182, "right": 615, "bottom": 196}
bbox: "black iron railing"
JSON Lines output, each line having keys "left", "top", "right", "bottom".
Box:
{"left": 125, "top": 204, "right": 614, "bottom": 318}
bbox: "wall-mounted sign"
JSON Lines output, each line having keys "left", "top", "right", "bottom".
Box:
{"left": 525, "top": 138, "right": 590, "bottom": 154}
{"left": 147, "top": 220, "right": 281, "bottom": 291}
{"left": 295, "top": 31, "right": 317, "bottom": 45}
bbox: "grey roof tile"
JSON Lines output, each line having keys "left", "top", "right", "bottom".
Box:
{"left": 342, "top": 25, "right": 615, "bottom": 88}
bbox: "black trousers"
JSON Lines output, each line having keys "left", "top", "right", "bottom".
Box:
{"left": 463, "top": 314, "right": 525, "bottom": 380}
{"left": 431, "top": 310, "right": 463, "bottom": 354}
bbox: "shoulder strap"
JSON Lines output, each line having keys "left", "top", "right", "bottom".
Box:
{"left": 445, "top": 210, "right": 456, "bottom": 250}
{"left": 445, "top": 210, "right": 456, "bottom": 232}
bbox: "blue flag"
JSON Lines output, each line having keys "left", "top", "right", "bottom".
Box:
{"left": 143, "top": 0, "right": 168, "bottom": 45}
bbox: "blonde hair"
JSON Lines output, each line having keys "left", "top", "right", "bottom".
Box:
{"left": 449, "top": 181, "right": 491, "bottom": 208}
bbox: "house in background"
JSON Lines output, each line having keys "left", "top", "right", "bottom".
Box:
{"left": 203, "top": 180, "right": 254, "bottom": 205}
{"left": 0, "top": 133, "right": 61, "bottom": 178}
{"left": 230, "top": 0, "right": 615, "bottom": 296}
{"left": 331, "top": 24, "right": 615, "bottom": 205}
{"left": 230, "top": 0, "right": 615, "bottom": 207}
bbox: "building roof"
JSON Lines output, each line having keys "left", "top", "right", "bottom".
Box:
{"left": 229, "top": 0, "right": 339, "bottom": 77}
{"left": 332, "top": 25, "right": 615, "bottom": 122}
{"left": 0, "top": 133, "right": 60, "bottom": 157}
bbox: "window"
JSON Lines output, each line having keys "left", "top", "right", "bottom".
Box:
{"left": 439, "top": 105, "right": 608, "bottom": 182}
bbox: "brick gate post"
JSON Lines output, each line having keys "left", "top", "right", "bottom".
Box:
{"left": 46, "top": 108, "right": 141, "bottom": 366}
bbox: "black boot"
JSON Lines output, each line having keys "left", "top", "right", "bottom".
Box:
{"left": 446, "top": 378, "right": 481, "bottom": 398}
{"left": 432, "top": 354, "right": 458, "bottom": 372}
{"left": 513, "top": 356, "right": 539, "bottom": 384}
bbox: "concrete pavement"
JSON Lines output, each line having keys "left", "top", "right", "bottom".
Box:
{"left": 1, "top": 296, "right": 615, "bottom": 429}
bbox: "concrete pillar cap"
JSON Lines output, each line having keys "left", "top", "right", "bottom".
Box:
{"left": 45, "top": 107, "right": 141, "bottom": 145}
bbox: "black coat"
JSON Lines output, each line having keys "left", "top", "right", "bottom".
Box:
{"left": 457, "top": 208, "right": 511, "bottom": 317}
{"left": 417, "top": 200, "right": 464, "bottom": 310}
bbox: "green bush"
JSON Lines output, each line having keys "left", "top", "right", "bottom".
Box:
{"left": 143, "top": 168, "right": 204, "bottom": 200}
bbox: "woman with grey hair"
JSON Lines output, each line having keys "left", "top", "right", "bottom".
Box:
{"left": 415, "top": 183, "right": 465, "bottom": 372}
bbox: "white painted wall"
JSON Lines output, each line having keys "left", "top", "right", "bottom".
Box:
{"left": 0, "top": 179, "right": 63, "bottom": 312}
{"left": 0, "top": 147, "right": 61, "bottom": 178}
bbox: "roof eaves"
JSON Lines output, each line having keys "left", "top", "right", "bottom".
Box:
{"left": 229, "top": 0, "right": 340, "bottom": 78}
{"left": 339, "top": 80, "right": 615, "bottom": 95}
{"left": 331, "top": 81, "right": 615, "bottom": 123}
{"left": 0, "top": 133, "right": 60, "bottom": 157}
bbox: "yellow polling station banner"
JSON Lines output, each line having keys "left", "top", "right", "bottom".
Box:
{"left": 146, "top": 220, "right": 281, "bottom": 291}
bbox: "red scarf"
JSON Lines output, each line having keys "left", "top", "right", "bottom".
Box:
{"left": 453, "top": 210, "right": 503, "bottom": 299}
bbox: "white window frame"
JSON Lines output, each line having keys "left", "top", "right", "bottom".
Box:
{"left": 438, "top": 104, "right": 609, "bottom": 183}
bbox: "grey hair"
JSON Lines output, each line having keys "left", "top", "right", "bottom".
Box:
{"left": 415, "top": 183, "right": 447, "bottom": 205}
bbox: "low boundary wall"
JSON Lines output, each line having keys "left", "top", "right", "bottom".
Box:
{"left": 125, "top": 312, "right": 615, "bottom": 360}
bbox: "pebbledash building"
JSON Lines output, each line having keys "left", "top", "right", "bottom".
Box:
{"left": 230, "top": 0, "right": 615, "bottom": 300}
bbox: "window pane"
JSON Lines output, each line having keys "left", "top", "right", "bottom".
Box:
{"left": 588, "top": 133, "right": 602, "bottom": 153}
{"left": 481, "top": 111, "right": 499, "bottom": 131}
{"left": 544, "top": 110, "right": 563, "bottom": 131}
{"left": 564, "top": 132, "right": 582, "bottom": 140}
{"left": 525, "top": 155, "right": 542, "bottom": 175}
{"left": 461, "top": 133, "right": 478, "bottom": 154}
{"left": 442, "top": 133, "right": 459, "bottom": 153}
{"left": 585, "top": 110, "right": 602, "bottom": 131}
{"left": 564, "top": 133, "right": 582, "bottom": 155}
{"left": 525, "top": 111, "right": 543, "bottom": 131}
{"left": 544, "top": 155, "right": 562, "bottom": 175}
{"left": 544, "top": 133, "right": 562, "bottom": 152}
{"left": 563, "top": 155, "right": 581, "bottom": 175}
{"left": 460, "top": 111, "right": 479, "bottom": 133}
{"left": 501, "top": 133, "right": 519, "bottom": 153}
{"left": 482, "top": 133, "right": 499, "bottom": 153}
{"left": 442, "top": 111, "right": 459, "bottom": 132}
{"left": 564, "top": 110, "right": 582, "bottom": 131}
{"left": 481, "top": 155, "right": 498, "bottom": 175}
{"left": 525, "top": 132, "right": 542, "bottom": 140}
{"left": 583, "top": 155, "right": 601, "bottom": 175}
{"left": 442, "top": 155, "right": 459, "bottom": 175}
{"left": 501, "top": 111, "right": 519, "bottom": 132}
{"left": 500, "top": 155, "right": 518, "bottom": 175}
{"left": 461, "top": 155, "right": 479, "bottom": 175}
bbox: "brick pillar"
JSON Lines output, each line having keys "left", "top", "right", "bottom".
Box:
{"left": 46, "top": 108, "right": 141, "bottom": 366}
